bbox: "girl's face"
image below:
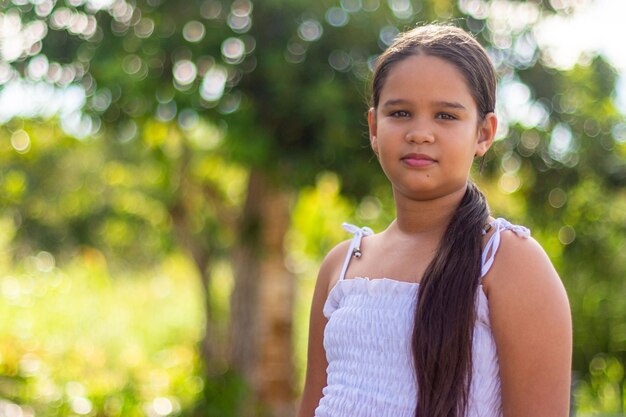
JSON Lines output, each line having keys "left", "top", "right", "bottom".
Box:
{"left": 368, "top": 54, "right": 496, "bottom": 202}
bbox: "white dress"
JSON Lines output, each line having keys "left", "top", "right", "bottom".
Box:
{"left": 314, "top": 218, "right": 530, "bottom": 417}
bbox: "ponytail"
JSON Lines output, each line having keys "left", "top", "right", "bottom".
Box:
{"left": 412, "top": 181, "right": 490, "bottom": 417}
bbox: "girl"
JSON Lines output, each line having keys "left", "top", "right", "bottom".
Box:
{"left": 297, "top": 24, "right": 572, "bottom": 417}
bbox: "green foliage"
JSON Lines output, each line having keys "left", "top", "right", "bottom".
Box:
{"left": 0, "top": 119, "right": 173, "bottom": 265}
{"left": 0, "top": 248, "right": 206, "bottom": 416}
{"left": 196, "top": 370, "right": 250, "bottom": 417}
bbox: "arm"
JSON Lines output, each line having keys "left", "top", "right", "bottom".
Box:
{"left": 296, "top": 242, "right": 348, "bottom": 417}
{"left": 483, "top": 232, "right": 572, "bottom": 417}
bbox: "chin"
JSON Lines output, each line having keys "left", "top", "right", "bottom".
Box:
{"left": 396, "top": 183, "right": 468, "bottom": 202}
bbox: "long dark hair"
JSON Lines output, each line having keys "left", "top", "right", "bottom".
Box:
{"left": 370, "top": 25, "right": 495, "bottom": 417}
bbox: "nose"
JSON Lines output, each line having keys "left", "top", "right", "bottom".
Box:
{"left": 405, "top": 122, "right": 435, "bottom": 144}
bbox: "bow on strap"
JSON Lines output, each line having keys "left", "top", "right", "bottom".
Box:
{"left": 342, "top": 223, "right": 374, "bottom": 258}
{"left": 338, "top": 223, "right": 374, "bottom": 281}
{"left": 480, "top": 218, "right": 530, "bottom": 278}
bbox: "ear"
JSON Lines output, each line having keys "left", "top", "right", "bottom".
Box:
{"left": 368, "top": 108, "right": 379, "bottom": 156}
{"left": 475, "top": 112, "right": 497, "bottom": 157}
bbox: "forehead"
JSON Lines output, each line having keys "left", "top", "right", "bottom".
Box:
{"left": 379, "top": 54, "right": 476, "bottom": 109}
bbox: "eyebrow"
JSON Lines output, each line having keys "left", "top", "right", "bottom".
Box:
{"left": 382, "top": 99, "right": 467, "bottom": 110}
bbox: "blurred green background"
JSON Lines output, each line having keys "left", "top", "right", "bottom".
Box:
{"left": 1, "top": 0, "right": 626, "bottom": 416}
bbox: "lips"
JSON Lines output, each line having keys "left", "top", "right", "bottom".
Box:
{"left": 401, "top": 153, "right": 436, "bottom": 167}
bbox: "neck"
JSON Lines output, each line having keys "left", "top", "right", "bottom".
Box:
{"left": 390, "top": 186, "right": 467, "bottom": 237}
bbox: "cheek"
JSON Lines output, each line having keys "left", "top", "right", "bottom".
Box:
{"left": 444, "top": 135, "right": 479, "bottom": 166}
{"left": 455, "top": 127, "right": 480, "bottom": 151}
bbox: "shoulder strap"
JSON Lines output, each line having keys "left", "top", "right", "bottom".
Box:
{"left": 480, "top": 218, "right": 530, "bottom": 279}
{"left": 338, "top": 223, "right": 374, "bottom": 281}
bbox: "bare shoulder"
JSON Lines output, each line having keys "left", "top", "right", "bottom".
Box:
{"left": 482, "top": 229, "right": 567, "bottom": 303}
{"left": 483, "top": 229, "right": 572, "bottom": 416}
{"left": 319, "top": 239, "right": 352, "bottom": 295}
{"left": 482, "top": 229, "right": 570, "bottom": 333}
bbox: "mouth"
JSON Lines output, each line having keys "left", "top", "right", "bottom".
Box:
{"left": 401, "top": 153, "right": 436, "bottom": 167}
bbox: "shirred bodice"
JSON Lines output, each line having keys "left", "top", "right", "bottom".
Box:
{"left": 314, "top": 218, "right": 530, "bottom": 417}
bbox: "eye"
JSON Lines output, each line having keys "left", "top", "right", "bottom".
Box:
{"left": 436, "top": 112, "right": 456, "bottom": 120}
{"left": 390, "top": 110, "right": 410, "bottom": 118}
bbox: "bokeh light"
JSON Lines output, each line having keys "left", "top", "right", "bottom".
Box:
{"left": 26, "top": 55, "right": 49, "bottom": 81}
{"left": 134, "top": 17, "right": 155, "bottom": 38}
{"left": 500, "top": 152, "right": 521, "bottom": 174}
{"left": 387, "top": 0, "right": 414, "bottom": 20}
{"left": 549, "top": 123, "right": 574, "bottom": 161}
{"left": 35, "top": 0, "right": 55, "bottom": 17}
{"left": 231, "top": 0, "right": 253, "bottom": 17}
{"left": 122, "top": 55, "right": 143, "bottom": 76}
{"left": 0, "top": 62, "right": 16, "bottom": 84}
{"left": 200, "top": 0, "right": 222, "bottom": 19}
{"left": 298, "top": 19, "right": 323, "bottom": 42}
{"left": 612, "top": 122, "right": 626, "bottom": 143}
{"left": 177, "top": 108, "right": 199, "bottom": 130}
{"left": 328, "top": 50, "right": 351, "bottom": 72}
{"left": 341, "top": 0, "right": 362, "bottom": 13}
{"left": 91, "top": 89, "right": 112, "bottom": 112}
{"left": 548, "top": 188, "right": 567, "bottom": 208}
{"left": 285, "top": 40, "right": 307, "bottom": 64}
{"left": 35, "top": 252, "right": 55, "bottom": 273}
{"left": 117, "top": 118, "right": 138, "bottom": 142}
{"left": 0, "top": 81, "right": 86, "bottom": 127}
{"left": 326, "top": 7, "right": 349, "bottom": 27}
{"left": 182, "top": 21, "right": 205, "bottom": 43}
{"left": 498, "top": 172, "right": 521, "bottom": 194}
{"left": 156, "top": 100, "right": 177, "bottom": 122}
{"left": 10, "top": 130, "right": 31, "bottom": 154}
{"left": 70, "top": 397, "right": 93, "bottom": 415}
{"left": 200, "top": 66, "right": 227, "bottom": 102}
{"left": 173, "top": 60, "right": 197, "bottom": 87}
{"left": 362, "top": 0, "right": 380, "bottom": 12}
{"left": 520, "top": 131, "right": 540, "bottom": 153}
{"left": 221, "top": 37, "right": 245, "bottom": 64}
{"left": 218, "top": 92, "right": 241, "bottom": 114}
{"left": 227, "top": 2, "right": 252, "bottom": 35}
{"left": 152, "top": 397, "right": 173, "bottom": 416}
{"left": 0, "top": 10, "right": 48, "bottom": 62}
{"left": 498, "top": 77, "right": 550, "bottom": 132}
{"left": 558, "top": 225, "right": 576, "bottom": 245}
{"left": 379, "top": 25, "right": 399, "bottom": 47}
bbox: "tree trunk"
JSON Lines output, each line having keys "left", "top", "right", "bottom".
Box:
{"left": 230, "top": 171, "right": 264, "bottom": 380}
{"left": 170, "top": 200, "right": 218, "bottom": 368}
{"left": 169, "top": 145, "right": 229, "bottom": 374}
{"left": 256, "top": 177, "right": 296, "bottom": 417}
{"left": 230, "top": 170, "right": 296, "bottom": 417}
